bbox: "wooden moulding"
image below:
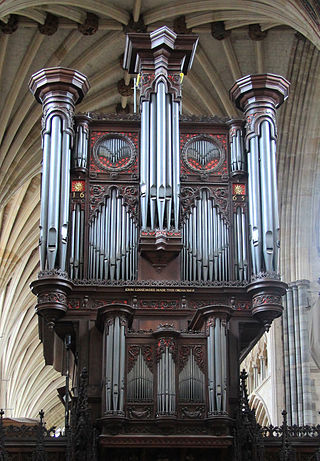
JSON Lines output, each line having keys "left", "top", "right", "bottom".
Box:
{"left": 29, "top": 66, "right": 90, "bottom": 104}
{"left": 229, "top": 73, "right": 290, "bottom": 111}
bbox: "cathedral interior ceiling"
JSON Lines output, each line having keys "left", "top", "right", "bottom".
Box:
{"left": 0, "top": 0, "right": 319, "bottom": 427}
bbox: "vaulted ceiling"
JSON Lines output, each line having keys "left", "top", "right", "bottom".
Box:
{"left": 0, "top": 0, "right": 319, "bottom": 427}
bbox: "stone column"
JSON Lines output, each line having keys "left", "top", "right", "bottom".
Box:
{"left": 29, "top": 67, "right": 90, "bottom": 273}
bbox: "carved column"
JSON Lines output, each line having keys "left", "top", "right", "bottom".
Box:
{"left": 29, "top": 67, "right": 90, "bottom": 273}
{"left": 97, "top": 304, "right": 134, "bottom": 419}
{"left": 230, "top": 74, "right": 289, "bottom": 328}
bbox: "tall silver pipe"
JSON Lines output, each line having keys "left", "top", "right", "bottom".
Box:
{"left": 74, "top": 204, "right": 81, "bottom": 279}
{"left": 172, "top": 101, "right": 180, "bottom": 229}
{"left": 69, "top": 207, "right": 76, "bottom": 279}
{"left": 207, "top": 324, "right": 214, "bottom": 413}
{"left": 79, "top": 208, "right": 84, "bottom": 278}
{"left": 105, "top": 322, "right": 114, "bottom": 411}
{"left": 214, "top": 318, "right": 222, "bottom": 411}
{"left": 156, "top": 81, "right": 166, "bottom": 230}
{"left": 235, "top": 129, "right": 245, "bottom": 171}
{"left": 259, "top": 120, "right": 274, "bottom": 272}
{"left": 99, "top": 204, "right": 105, "bottom": 280}
{"left": 141, "top": 101, "right": 150, "bottom": 229}
{"left": 39, "top": 131, "right": 51, "bottom": 270}
{"left": 115, "top": 195, "right": 122, "bottom": 280}
{"left": 47, "top": 116, "right": 62, "bottom": 270}
{"left": 248, "top": 136, "right": 262, "bottom": 274}
{"left": 202, "top": 191, "right": 209, "bottom": 281}
{"left": 208, "top": 200, "right": 214, "bottom": 281}
{"left": 221, "top": 321, "right": 227, "bottom": 412}
{"left": 150, "top": 93, "right": 157, "bottom": 229}
{"left": 110, "top": 189, "right": 117, "bottom": 280}
{"left": 270, "top": 136, "right": 280, "bottom": 271}
{"left": 112, "top": 317, "right": 120, "bottom": 410}
{"left": 166, "top": 94, "right": 173, "bottom": 229}
{"left": 119, "top": 322, "right": 125, "bottom": 411}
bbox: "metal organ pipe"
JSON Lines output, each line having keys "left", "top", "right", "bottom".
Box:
{"left": 157, "top": 343, "right": 176, "bottom": 415}
{"left": 104, "top": 316, "right": 126, "bottom": 414}
{"left": 69, "top": 203, "right": 84, "bottom": 279}
{"left": 29, "top": 68, "right": 89, "bottom": 272}
{"left": 182, "top": 190, "right": 230, "bottom": 281}
{"left": 178, "top": 350, "right": 205, "bottom": 402}
{"left": 207, "top": 318, "right": 227, "bottom": 414}
{"left": 88, "top": 189, "right": 137, "bottom": 280}
{"left": 140, "top": 84, "right": 180, "bottom": 231}
{"left": 127, "top": 350, "right": 153, "bottom": 402}
{"left": 233, "top": 206, "right": 248, "bottom": 281}
{"left": 73, "top": 119, "right": 89, "bottom": 170}
{"left": 229, "top": 74, "right": 290, "bottom": 276}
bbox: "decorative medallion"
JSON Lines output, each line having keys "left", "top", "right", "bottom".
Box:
{"left": 182, "top": 134, "right": 225, "bottom": 173}
{"left": 92, "top": 133, "right": 136, "bottom": 172}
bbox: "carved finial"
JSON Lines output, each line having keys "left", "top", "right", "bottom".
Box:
{"left": 39, "top": 409, "right": 45, "bottom": 425}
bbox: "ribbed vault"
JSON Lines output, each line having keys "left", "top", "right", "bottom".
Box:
{"left": 0, "top": 0, "right": 319, "bottom": 427}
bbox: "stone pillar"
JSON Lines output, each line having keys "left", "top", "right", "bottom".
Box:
{"left": 29, "top": 67, "right": 90, "bottom": 273}
{"left": 283, "top": 280, "right": 313, "bottom": 425}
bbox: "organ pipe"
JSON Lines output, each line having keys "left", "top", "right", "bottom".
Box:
{"left": 182, "top": 190, "right": 230, "bottom": 281}
{"left": 207, "top": 318, "right": 227, "bottom": 414}
{"left": 233, "top": 206, "right": 248, "bottom": 281}
{"left": 229, "top": 74, "right": 289, "bottom": 276}
{"left": 179, "top": 350, "right": 205, "bottom": 402}
{"left": 229, "top": 122, "right": 245, "bottom": 173}
{"left": 29, "top": 67, "right": 89, "bottom": 272}
{"left": 69, "top": 203, "right": 84, "bottom": 279}
{"left": 140, "top": 81, "right": 179, "bottom": 231}
{"left": 105, "top": 316, "right": 126, "bottom": 414}
{"left": 88, "top": 188, "right": 137, "bottom": 281}
{"left": 124, "top": 27, "right": 198, "bottom": 233}
{"left": 127, "top": 350, "right": 153, "bottom": 401}
{"left": 73, "top": 118, "right": 89, "bottom": 170}
{"left": 157, "top": 343, "right": 176, "bottom": 415}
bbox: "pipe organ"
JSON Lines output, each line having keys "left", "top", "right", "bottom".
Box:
{"left": 29, "top": 27, "right": 290, "bottom": 460}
